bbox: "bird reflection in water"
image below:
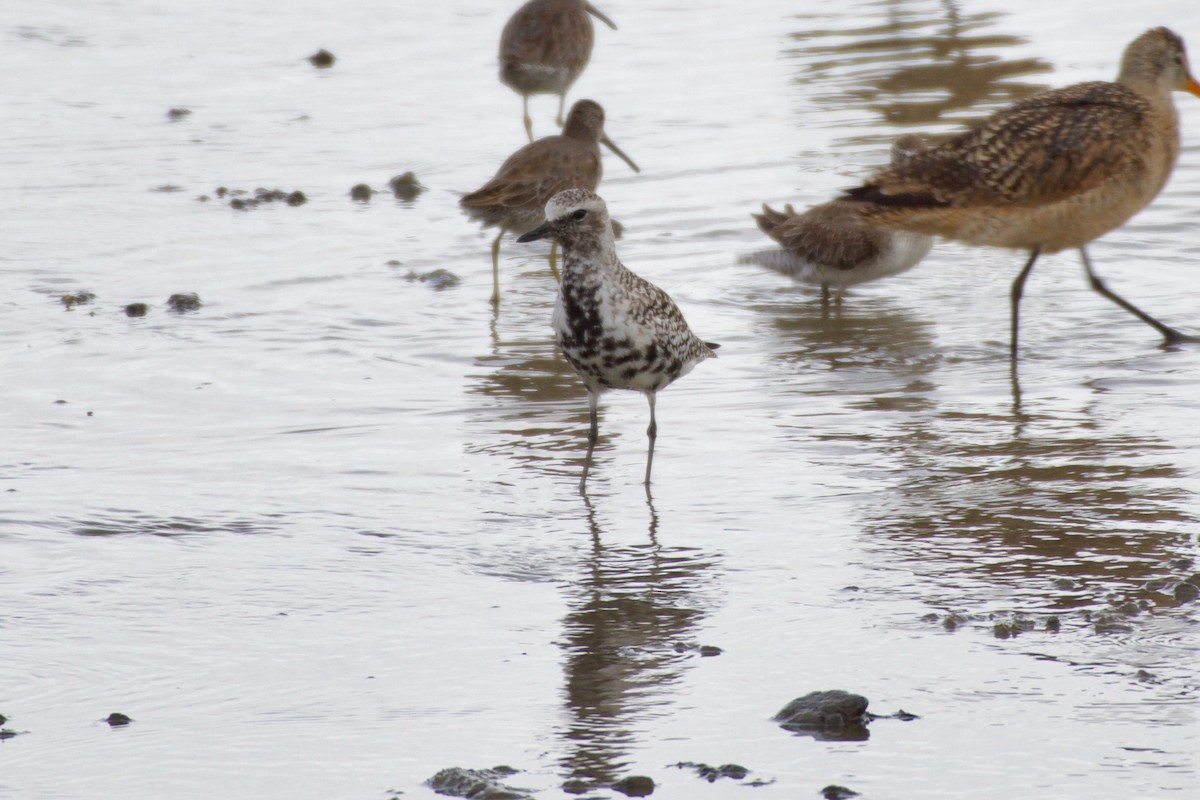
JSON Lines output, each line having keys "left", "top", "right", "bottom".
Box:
{"left": 556, "top": 492, "right": 719, "bottom": 790}
{"left": 787, "top": 0, "right": 1052, "bottom": 130}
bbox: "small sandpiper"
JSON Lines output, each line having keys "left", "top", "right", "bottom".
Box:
{"left": 461, "top": 99, "right": 638, "bottom": 305}
{"left": 499, "top": 0, "right": 618, "bottom": 141}
{"left": 742, "top": 134, "right": 933, "bottom": 305}
{"left": 844, "top": 27, "right": 1200, "bottom": 355}
{"left": 518, "top": 189, "right": 719, "bottom": 489}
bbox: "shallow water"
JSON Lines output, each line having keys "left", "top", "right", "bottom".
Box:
{"left": 2, "top": 0, "right": 1198, "bottom": 798}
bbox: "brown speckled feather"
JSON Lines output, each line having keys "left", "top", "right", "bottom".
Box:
{"left": 499, "top": 0, "right": 594, "bottom": 88}
{"left": 460, "top": 136, "right": 600, "bottom": 213}
{"left": 754, "top": 201, "right": 883, "bottom": 271}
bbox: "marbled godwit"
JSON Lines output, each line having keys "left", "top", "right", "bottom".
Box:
{"left": 517, "top": 189, "right": 718, "bottom": 489}
{"left": 844, "top": 27, "right": 1200, "bottom": 355}
{"left": 499, "top": 0, "right": 617, "bottom": 142}
{"left": 460, "top": 99, "right": 638, "bottom": 305}
{"left": 744, "top": 134, "right": 934, "bottom": 304}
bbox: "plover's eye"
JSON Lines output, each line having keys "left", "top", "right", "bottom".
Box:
{"left": 572, "top": 209, "right": 587, "bottom": 221}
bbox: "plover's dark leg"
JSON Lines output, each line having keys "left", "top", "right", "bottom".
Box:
{"left": 581, "top": 390, "right": 599, "bottom": 490}
{"left": 1009, "top": 247, "right": 1040, "bottom": 359}
{"left": 490, "top": 232, "right": 505, "bottom": 305}
{"left": 644, "top": 391, "right": 657, "bottom": 486}
{"left": 549, "top": 241, "right": 560, "bottom": 282}
{"left": 1079, "top": 246, "right": 1191, "bottom": 345}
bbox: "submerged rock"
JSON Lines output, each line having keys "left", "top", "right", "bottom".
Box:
{"left": 125, "top": 303, "right": 149, "bottom": 318}
{"left": 0, "top": 728, "right": 20, "bottom": 740}
{"left": 350, "top": 183, "right": 373, "bottom": 202}
{"left": 821, "top": 785, "right": 860, "bottom": 799}
{"left": 425, "top": 766, "right": 529, "bottom": 799}
{"left": 404, "top": 269, "right": 460, "bottom": 291}
{"left": 105, "top": 712, "right": 133, "bottom": 727}
{"left": 671, "top": 762, "right": 748, "bottom": 783}
{"left": 308, "top": 49, "right": 335, "bottom": 68}
{"left": 774, "top": 690, "right": 869, "bottom": 740}
{"left": 389, "top": 172, "right": 426, "bottom": 201}
{"left": 166, "top": 107, "right": 191, "bottom": 120}
{"left": 611, "top": 775, "right": 655, "bottom": 797}
{"left": 167, "top": 293, "right": 202, "bottom": 313}
{"left": 61, "top": 291, "right": 96, "bottom": 309}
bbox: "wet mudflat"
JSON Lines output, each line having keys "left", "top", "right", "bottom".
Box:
{"left": 1, "top": 1, "right": 1198, "bottom": 798}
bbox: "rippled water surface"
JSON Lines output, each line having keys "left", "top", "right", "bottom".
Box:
{"left": 3, "top": 1, "right": 1199, "bottom": 798}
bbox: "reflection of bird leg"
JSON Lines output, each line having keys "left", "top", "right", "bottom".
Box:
{"left": 523, "top": 95, "right": 534, "bottom": 142}
{"left": 644, "top": 484, "right": 659, "bottom": 542}
{"left": 1079, "top": 246, "right": 1192, "bottom": 345}
{"left": 580, "top": 390, "right": 599, "bottom": 491}
{"left": 490, "top": 231, "right": 504, "bottom": 305}
{"left": 549, "top": 241, "right": 561, "bottom": 282}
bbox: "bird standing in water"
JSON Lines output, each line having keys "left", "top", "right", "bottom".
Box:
{"left": 519, "top": 189, "right": 718, "bottom": 490}
{"left": 844, "top": 27, "right": 1200, "bottom": 355}
{"left": 460, "top": 99, "right": 638, "bottom": 305}
{"left": 744, "top": 134, "right": 934, "bottom": 305}
{"left": 499, "top": 0, "right": 618, "bottom": 142}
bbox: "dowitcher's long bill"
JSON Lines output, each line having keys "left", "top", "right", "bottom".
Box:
{"left": 499, "top": 0, "right": 618, "bottom": 141}
{"left": 844, "top": 27, "right": 1200, "bottom": 356}
{"left": 743, "top": 134, "right": 934, "bottom": 305}
{"left": 517, "top": 189, "right": 718, "bottom": 490}
{"left": 460, "top": 99, "right": 637, "bottom": 305}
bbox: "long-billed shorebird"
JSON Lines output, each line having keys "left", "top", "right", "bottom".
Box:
{"left": 844, "top": 27, "right": 1200, "bottom": 355}
{"left": 517, "top": 189, "right": 718, "bottom": 489}
{"left": 743, "top": 134, "right": 934, "bottom": 304}
{"left": 461, "top": 99, "right": 638, "bottom": 305}
{"left": 499, "top": 0, "right": 617, "bottom": 141}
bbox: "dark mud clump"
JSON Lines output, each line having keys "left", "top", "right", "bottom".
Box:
{"left": 672, "top": 641, "right": 723, "bottom": 657}
{"left": 390, "top": 172, "right": 426, "bottom": 201}
{"left": 350, "top": 183, "right": 373, "bottom": 202}
{"left": 308, "top": 49, "right": 335, "bottom": 68}
{"left": 125, "top": 303, "right": 149, "bottom": 317}
{"left": 167, "top": 107, "right": 191, "bottom": 120}
{"left": 611, "top": 775, "right": 655, "bottom": 797}
{"left": 671, "top": 762, "right": 749, "bottom": 783}
{"left": 774, "top": 690, "right": 869, "bottom": 740}
{"left": 61, "top": 291, "right": 96, "bottom": 309}
{"left": 105, "top": 712, "right": 133, "bottom": 727}
{"left": 0, "top": 728, "right": 20, "bottom": 740}
{"left": 425, "top": 766, "right": 529, "bottom": 799}
{"left": 821, "top": 785, "right": 860, "bottom": 799}
{"left": 167, "top": 293, "right": 202, "bottom": 313}
{"left": 404, "top": 269, "right": 461, "bottom": 291}
{"left": 213, "top": 187, "right": 308, "bottom": 210}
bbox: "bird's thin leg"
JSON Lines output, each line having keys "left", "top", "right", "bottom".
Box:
{"left": 489, "top": 232, "right": 504, "bottom": 306}
{"left": 580, "top": 390, "right": 599, "bottom": 491}
{"left": 523, "top": 96, "right": 534, "bottom": 143}
{"left": 1079, "top": 246, "right": 1191, "bottom": 345}
{"left": 1010, "top": 247, "right": 1040, "bottom": 359}
{"left": 549, "top": 241, "right": 560, "bottom": 282}
{"left": 556, "top": 93, "right": 566, "bottom": 127}
{"left": 644, "top": 392, "right": 657, "bottom": 487}
{"left": 820, "top": 284, "right": 831, "bottom": 307}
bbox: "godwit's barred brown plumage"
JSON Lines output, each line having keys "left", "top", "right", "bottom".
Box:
{"left": 499, "top": 0, "right": 617, "bottom": 141}
{"left": 844, "top": 27, "right": 1200, "bottom": 355}
{"left": 460, "top": 99, "right": 638, "bottom": 305}
{"left": 517, "top": 189, "right": 718, "bottom": 489}
{"left": 744, "top": 134, "right": 934, "bottom": 304}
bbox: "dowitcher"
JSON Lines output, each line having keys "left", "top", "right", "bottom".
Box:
{"left": 499, "top": 0, "right": 617, "bottom": 141}
{"left": 517, "top": 189, "right": 718, "bottom": 489}
{"left": 743, "top": 134, "right": 933, "bottom": 304}
{"left": 461, "top": 99, "right": 638, "bottom": 305}
{"left": 844, "top": 27, "right": 1200, "bottom": 355}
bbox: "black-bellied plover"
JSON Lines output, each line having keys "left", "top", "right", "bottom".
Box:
{"left": 499, "top": 0, "right": 618, "bottom": 141}
{"left": 517, "top": 189, "right": 718, "bottom": 489}
{"left": 844, "top": 28, "right": 1200, "bottom": 355}
{"left": 742, "top": 134, "right": 933, "bottom": 305}
{"left": 461, "top": 99, "right": 638, "bottom": 305}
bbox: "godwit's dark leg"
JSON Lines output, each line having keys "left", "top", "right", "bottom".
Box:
{"left": 580, "top": 390, "right": 599, "bottom": 491}
{"left": 644, "top": 391, "right": 658, "bottom": 486}
{"left": 490, "top": 231, "right": 504, "bottom": 305}
{"left": 1079, "top": 246, "right": 1191, "bottom": 345}
{"left": 1010, "top": 247, "right": 1041, "bottom": 358}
